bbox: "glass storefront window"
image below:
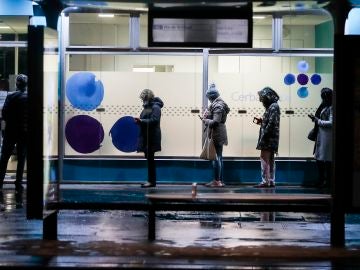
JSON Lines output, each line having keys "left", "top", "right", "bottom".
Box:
{"left": 69, "top": 13, "right": 130, "bottom": 47}
{"left": 282, "top": 14, "right": 334, "bottom": 49}
{"left": 66, "top": 53, "right": 203, "bottom": 157}
{"left": 208, "top": 55, "right": 333, "bottom": 158}
{"left": 0, "top": 48, "right": 15, "bottom": 79}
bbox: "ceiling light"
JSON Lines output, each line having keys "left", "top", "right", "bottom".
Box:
{"left": 98, "top": 14, "right": 114, "bottom": 18}
{"left": 0, "top": 26, "right": 10, "bottom": 29}
{"left": 253, "top": 16, "right": 266, "bottom": 19}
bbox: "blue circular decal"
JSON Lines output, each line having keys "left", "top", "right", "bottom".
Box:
{"left": 297, "top": 87, "right": 309, "bottom": 98}
{"left": 66, "top": 72, "right": 104, "bottom": 111}
{"left": 310, "top": 74, "right": 322, "bottom": 85}
{"left": 110, "top": 116, "right": 140, "bottom": 153}
{"left": 297, "top": 60, "right": 309, "bottom": 73}
{"left": 284, "top": 73, "right": 296, "bottom": 85}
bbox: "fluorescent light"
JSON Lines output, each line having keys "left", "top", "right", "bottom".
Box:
{"left": 133, "top": 67, "right": 155, "bottom": 73}
{"left": 253, "top": 16, "right": 266, "bottom": 19}
{"left": 0, "top": 26, "right": 10, "bottom": 29}
{"left": 98, "top": 14, "right": 114, "bottom": 18}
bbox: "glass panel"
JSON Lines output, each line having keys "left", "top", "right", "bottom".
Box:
{"left": 208, "top": 55, "right": 333, "bottom": 158}
{"left": 140, "top": 14, "right": 148, "bottom": 48}
{"left": 66, "top": 54, "right": 202, "bottom": 157}
{"left": 0, "top": 47, "right": 15, "bottom": 79}
{"left": 18, "top": 47, "right": 27, "bottom": 75}
{"left": 69, "top": 13, "right": 130, "bottom": 47}
{"left": 253, "top": 20, "right": 272, "bottom": 48}
{"left": 43, "top": 27, "right": 59, "bottom": 207}
{"left": 283, "top": 14, "right": 334, "bottom": 49}
{"left": 0, "top": 34, "right": 16, "bottom": 41}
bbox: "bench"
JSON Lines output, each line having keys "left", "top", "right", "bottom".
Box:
{"left": 44, "top": 188, "right": 331, "bottom": 241}
{"left": 146, "top": 192, "right": 332, "bottom": 240}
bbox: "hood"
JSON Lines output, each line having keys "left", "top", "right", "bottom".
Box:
{"left": 258, "top": 87, "right": 279, "bottom": 103}
{"left": 151, "top": 97, "right": 164, "bottom": 108}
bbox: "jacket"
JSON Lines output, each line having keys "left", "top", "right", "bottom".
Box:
{"left": 2, "top": 90, "right": 28, "bottom": 135}
{"left": 256, "top": 102, "right": 280, "bottom": 152}
{"left": 137, "top": 97, "right": 164, "bottom": 153}
{"left": 204, "top": 97, "right": 230, "bottom": 146}
{"left": 314, "top": 106, "right": 332, "bottom": 161}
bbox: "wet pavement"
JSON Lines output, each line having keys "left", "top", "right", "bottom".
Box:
{"left": 1, "top": 183, "right": 360, "bottom": 269}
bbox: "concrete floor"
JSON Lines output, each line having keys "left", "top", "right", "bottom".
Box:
{"left": 1, "top": 183, "right": 360, "bottom": 269}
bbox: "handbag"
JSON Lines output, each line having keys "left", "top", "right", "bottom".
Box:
{"left": 200, "top": 128, "right": 217, "bottom": 160}
{"left": 307, "top": 126, "right": 318, "bottom": 141}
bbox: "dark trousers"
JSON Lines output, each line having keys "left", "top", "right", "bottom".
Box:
{"left": 212, "top": 144, "right": 223, "bottom": 181}
{"left": 0, "top": 132, "right": 26, "bottom": 188}
{"left": 145, "top": 150, "right": 156, "bottom": 185}
{"left": 316, "top": 160, "right": 331, "bottom": 186}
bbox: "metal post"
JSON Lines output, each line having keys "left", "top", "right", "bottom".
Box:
{"left": 272, "top": 15, "right": 283, "bottom": 52}
{"left": 129, "top": 13, "right": 140, "bottom": 50}
{"left": 26, "top": 25, "right": 44, "bottom": 220}
{"left": 43, "top": 211, "right": 58, "bottom": 240}
{"left": 202, "top": 48, "right": 209, "bottom": 142}
{"left": 148, "top": 207, "right": 156, "bottom": 241}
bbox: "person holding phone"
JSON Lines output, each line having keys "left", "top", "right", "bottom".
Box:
{"left": 308, "top": 87, "right": 333, "bottom": 188}
{"left": 201, "top": 83, "right": 230, "bottom": 188}
{"left": 254, "top": 87, "right": 280, "bottom": 188}
{"left": 134, "top": 89, "right": 164, "bottom": 188}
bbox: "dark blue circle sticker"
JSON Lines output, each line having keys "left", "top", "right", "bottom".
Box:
{"left": 310, "top": 74, "right": 322, "bottom": 85}
{"left": 65, "top": 115, "right": 104, "bottom": 154}
{"left": 110, "top": 116, "right": 140, "bottom": 153}
{"left": 66, "top": 72, "right": 104, "bottom": 111}
{"left": 284, "top": 73, "right": 295, "bottom": 85}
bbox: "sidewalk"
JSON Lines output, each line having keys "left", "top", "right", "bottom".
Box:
{"left": 0, "top": 184, "right": 360, "bottom": 269}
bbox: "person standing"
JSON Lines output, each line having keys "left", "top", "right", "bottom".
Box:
{"left": 135, "top": 89, "right": 164, "bottom": 188}
{"left": 0, "top": 74, "right": 28, "bottom": 190}
{"left": 0, "top": 79, "right": 9, "bottom": 145}
{"left": 308, "top": 87, "right": 333, "bottom": 188}
{"left": 254, "top": 87, "right": 280, "bottom": 188}
{"left": 202, "top": 83, "right": 230, "bottom": 188}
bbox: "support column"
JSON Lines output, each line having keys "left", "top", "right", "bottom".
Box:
{"left": 43, "top": 211, "right": 58, "bottom": 240}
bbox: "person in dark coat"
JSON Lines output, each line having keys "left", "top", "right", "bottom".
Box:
{"left": 202, "top": 83, "right": 230, "bottom": 187}
{"left": 135, "top": 89, "right": 163, "bottom": 188}
{"left": 0, "top": 74, "right": 28, "bottom": 191}
{"left": 308, "top": 87, "right": 333, "bottom": 188}
{"left": 254, "top": 87, "right": 280, "bottom": 188}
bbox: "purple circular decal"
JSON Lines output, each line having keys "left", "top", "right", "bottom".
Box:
{"left": 310, "top": 74, "right": 322, "bottom": 85}
{"left": 297, "top": 73, "right": 309, "bottom": 85}
{"left": 65, "top": 115, "right": 104, "bottom": 154}
{"left": 284, "top": 73, "right": 295, "bottom": 85}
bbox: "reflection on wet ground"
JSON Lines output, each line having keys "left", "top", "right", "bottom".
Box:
{"left": 0, "top": 184, "right": 360, "bottom": 269}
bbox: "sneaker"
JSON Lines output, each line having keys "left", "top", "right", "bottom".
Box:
{"left": 254, "top": 182, "right": 269, "bottom": 188}
{"left": 205, "top": 180, "right": 225, "bottom": 187}
{"left": 204, "top": 180, "right": 217, "bottom": 187}
{"left": 141, "top": 182, "right": 156, "bottom": 188}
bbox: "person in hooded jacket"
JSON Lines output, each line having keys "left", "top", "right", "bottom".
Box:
{"left": 0, "top": 74, "right": 28, "bottom": 191}
{"left": 135, "top": 89, "right": 164, "bottom": 188}
{"left": 202, "top": 83, "right": 230, "bottom": 188}
{"left": 254, "top": 87, "right": 280, "bottom": 188}
{"left": 308, "top": 87, "right": 333, "bottom": 188}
